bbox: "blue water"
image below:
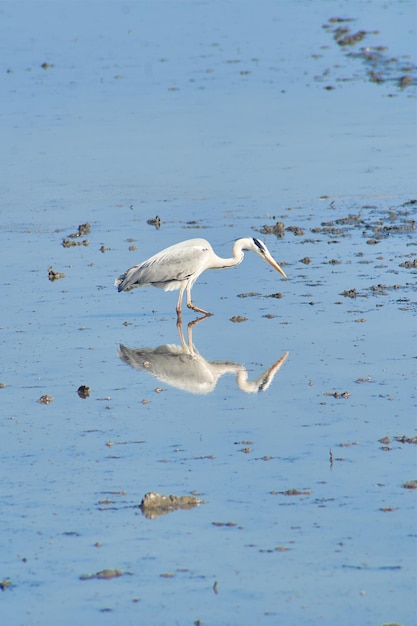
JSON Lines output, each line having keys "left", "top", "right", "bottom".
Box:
{"left": 1, "top": 2, "right": 416, "bottom": 625}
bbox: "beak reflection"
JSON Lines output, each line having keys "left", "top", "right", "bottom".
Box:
{"left": 118, "top": 316, "right": 288, "bottom": 395}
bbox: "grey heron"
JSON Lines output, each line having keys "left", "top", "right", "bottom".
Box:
{"left": 118, "top": 317, "right": 289, "bottom": 394}
{"left": 115, "top": 237, "right": 286, "bottom": 318}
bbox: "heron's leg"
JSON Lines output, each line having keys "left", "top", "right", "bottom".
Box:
{"left": 186, "top": 286, "right": 212, "bottom": 316}
{"left": 176, "top": 317, "right": 188, "bottom": 352}
{"left": 188, "top": 302, "right": 212, "bottom": 315}
{"left": 176, "top": 286, "right": 185, "bottom": 322}
{"left": 186, "top": 315, "right": 210, "bottom": 354}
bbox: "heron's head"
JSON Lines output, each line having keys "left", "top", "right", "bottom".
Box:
{"left": 252, "top": 237, "right": 287, "bottom": 278}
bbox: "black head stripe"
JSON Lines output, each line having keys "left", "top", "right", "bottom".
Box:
{"left": 253, "top": 238, "right": 265, "bottom": 253}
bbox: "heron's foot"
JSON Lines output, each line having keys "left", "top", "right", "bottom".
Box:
{"left": 187, "top": 302, "right": 212, "bottom": 316}
{"left": 190, "top": 312, "right": 211, "bottom": 325}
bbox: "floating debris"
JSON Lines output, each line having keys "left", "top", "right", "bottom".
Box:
{"left": 48, "top": 266, "right": 66, "bottom": 281}
{"left": 68, "top": 223, "right": 91, "bottom": 238}
{"left": 328, "top": 17, "right": 354, "bottom": 24}
{"left": 402, "top": 480, "right": 417, "bottom": 490}
{"left": 286, "top": 225, "right": 305, "bottom": 236}
{"left": 62, "top": 238, "right": 89, "bottom": 248}
{"left": 340, "top": 288, "right": 358, "bottom": 298}
{"left": 379, "top": 437, "right": 391, "bottom": 445}
{"left": 270, "top": 488, "right": 312, "bottom": 496}
{"left": 399, "top": 259, "right": 417, "bottom": 269}
{"left": 0, "top": 579, "right": 12, "bottom": 591}
{"left": 62, "top": 223, "right": 91, "bottom": 247}
{"left": 395, "top": 435, "right": 417, "bottom": 444}
{"left": 336, "top": 214, "right": 364, "bottom": 225}
{"left": 323, "top": 17, "right": 417, "bottom": 89}
{"left": 324, "top": 390, "right": 351, "bottom": 399}
{"left": 37, "top": 394, "right": 54, "bottom": 404}
{"left": 399, "top": 75, "right": 413, "bottom": 89}
{"left": 230, "top": 315, "right": 248, "bottom": 323}
{"left": 259, "top": 221, "right": 285, "bottom": 237}
{"left": 77, "top": 385, "right": 91, "bottom": 399}
{"left": 104, "top": 441, "right": 144, "bottom": 448}
{"left": 139, "top": 491, "right": 201, "bottom": 519}
{"left": 80, "top": 568, "right": 129, "bottom": 581}
{"left": 337, "top": 30, "right": 367, "bottom": 47}
{"left": 311, "top": 225, "right": 344, "bottom": 237}
{"left": 147, "top": 215, "right": 161, "bottom": 229}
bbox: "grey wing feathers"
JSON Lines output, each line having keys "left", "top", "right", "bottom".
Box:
{"left": 115, "top": 263, "right": 147, "bottom": 292}
{"left": 116, "top": 242, "right": 210, "bottom": 292}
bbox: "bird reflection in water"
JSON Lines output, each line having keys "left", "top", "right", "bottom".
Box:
{"left": 118, "top": 316, "right": 288, "bottom": 395}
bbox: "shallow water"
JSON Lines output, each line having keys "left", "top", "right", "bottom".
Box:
{"left": 1, "top": 1, "right": 416, "bottom": 625}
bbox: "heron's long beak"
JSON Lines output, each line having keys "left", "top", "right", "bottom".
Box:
{"left": 265, "top": 254, "right": 287, "bottom": 279}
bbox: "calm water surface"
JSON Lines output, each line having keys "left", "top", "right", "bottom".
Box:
{"left": 1, "top": 1, "right": 416, "bottom": 625}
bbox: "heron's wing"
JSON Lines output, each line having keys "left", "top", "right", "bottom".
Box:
{"left": 118, "top": 343, "right": 218, "bottom": 394}
{"left": 116, "top": 242, "right": 211, "bottom": 291}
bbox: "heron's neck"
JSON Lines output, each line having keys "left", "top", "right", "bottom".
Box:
{"left": 213, "top": 241, "right": 245, "bottom": 270}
